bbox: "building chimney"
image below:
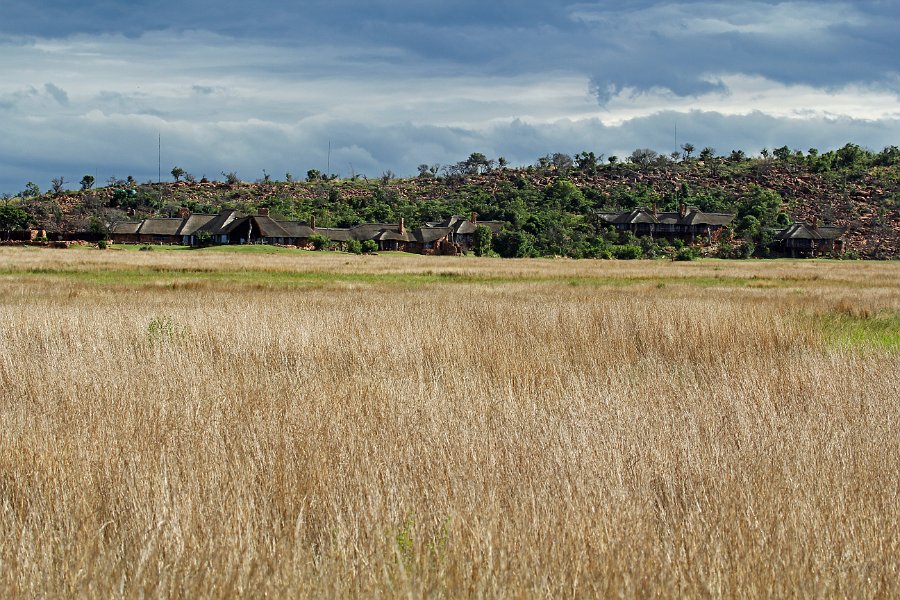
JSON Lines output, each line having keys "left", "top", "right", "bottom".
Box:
{"left": 399, "top": 217, "right": 405, "bottom": 234}
{"left": 652, "top": 203, "right": 658, "bottom": 217}
{"left": 679, "top": 203, "right": 687, "bottom": 218}
{"left": 310, "top": 215, "right": 316, "bottom": 230}
{"left": 810, "top": 216, "right": 818, "bottom": 229}
{"left": 470, "top": 211, "right": 478, "bottom": 225}
{"left": 258, "top": 206, "right": 269, "bottom": 217}
{"left": 179, "top": 206, "right": 190, "bottom": 219}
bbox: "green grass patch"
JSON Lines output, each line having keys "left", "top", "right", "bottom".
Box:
{"left": 0, "top": 264, "right": 807, "bottom": 291}
{"left": 812, "top": 311, "right": 900, "bottom": 350}
{"left": 0, "top": 266, "right": 482, "bottom": 289}
{"left": 109, "top": 244, "right": 190, "bottom": 252}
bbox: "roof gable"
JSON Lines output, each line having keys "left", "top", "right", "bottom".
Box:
{"left": 137, "top": 218, "right": 184, "bottom": 236}
{"left": 110, "top": 221, "right": 142, "bottom": 234}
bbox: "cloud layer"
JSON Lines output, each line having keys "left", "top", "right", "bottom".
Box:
{"left": 1, "top": 1, "right": 897, "bottom": 193}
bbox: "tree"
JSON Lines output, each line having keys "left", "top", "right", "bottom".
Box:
{"left": 51, "top": 177, "right": 66, "bottom": 194}
{"left": 222, "top": 171, "right": 240, "bottom": 185}
{"left": 88, "top": 217, "right": 109, "bottom": 239}
{"left": 681, "top": 143, "right": 695, "bottom": 160}
{"left": 80, "top": 175, "right": 94, "bottom": 191}
{"left": 699, "top": 147, "right": 715, "bottom": 161}
{"left": 494, "top": 230, "right": 536, "bottom": 258}
{"left": 544, "top": 179, "right": 588, "bottom": 212}
{"left": 417, "top": 164, "right": 432, "bottom": 178}
{"left": 171, "top": 166, "right": 186, "bottom": 182}
{"left": 550, "top": 153, "right": 573, "bottom": 173}
{"left": 0, "top": 205, "right": 30, "bottom": 237}
{"left": 535, "top": 155, "right": 552, "bottom": 173}
{"left": 874, "top": 145, "right": 900, "bottom": 167}
{"left": 575, "top": 151, "right": 601, "bottom": 174}
{"left": 465, "top": 152, "right": 491, "bottom": 175}
{"left": 472, "top": 225, "right": 493, "bottom": 256}
{"left": 23, "top": 182, "right": 40, "bottom": 198}
{"left": 773, "top": 146, "right": 791, "bottom": 161}
{"left": 628, "top": 148, "right": 659, "bottom": 166}
{"left": 835, "top": 143, "right": 869, "bottom": 169}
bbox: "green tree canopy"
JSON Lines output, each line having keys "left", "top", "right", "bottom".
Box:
{"left": 0, "top": 205, "right": 30, "bottom": 234}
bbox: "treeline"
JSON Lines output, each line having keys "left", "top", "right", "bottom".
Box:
{"left": 4, "top": 142, "right": 898, "bottom": 257}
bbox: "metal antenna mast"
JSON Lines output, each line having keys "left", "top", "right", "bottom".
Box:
{"left": 158, "top": 134, "right": 162, "bottom": 207}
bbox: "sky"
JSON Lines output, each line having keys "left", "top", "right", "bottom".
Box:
{"left": 1, "top": 0, "right": 898, "bottom": 194}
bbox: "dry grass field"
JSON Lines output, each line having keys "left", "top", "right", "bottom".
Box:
{"left": 0, "top": 246, "right": 898, "bottom": 598}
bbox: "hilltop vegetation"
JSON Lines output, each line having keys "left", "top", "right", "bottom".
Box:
{"left": 5, "top": 143, "right": 899, "bottom": 258}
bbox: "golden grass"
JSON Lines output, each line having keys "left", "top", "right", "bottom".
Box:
{"left": 0, "top": 248, "right": 897, "bottom": 597}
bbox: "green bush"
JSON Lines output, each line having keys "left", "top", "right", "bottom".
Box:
{"left": 347, "top": 239, "right": 363, "bottom": 254}
{"left": 309, "top": 234, "right": 330, "bottom": 250}
{"left": 472, "top": 225, "right": 493, "bottom": 256}
{"left": 361, "top": 239, "right": 378, "bottom": 253}
{"left": 674, "top": 247, "right": 698, "bottom": 261}
{"left": 611, "top": 244, "right": 642, "bottom": 259}
{"left": 97, "top": 239, "right": 107, "bottom": 250}
{"left": 494, "top": 230, "right": 536, "bottom": 258}
{"left": 193, "top": 230, "right": 213, "bottom": 247}
{"left": 716, "top": 241, "right": 735, "bottom": 258}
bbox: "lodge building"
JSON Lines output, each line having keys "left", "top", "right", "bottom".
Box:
{"left": 110, "top": 208, "right": 504, "bottom": 255}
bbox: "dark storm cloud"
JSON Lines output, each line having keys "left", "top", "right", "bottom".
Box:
{"left": 1, "top": 1, "right": 897, "bottom": 194}
{"left": 4, "top": 1, "right": 897, "bottom": 95}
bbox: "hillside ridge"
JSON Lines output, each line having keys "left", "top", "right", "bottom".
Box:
{"left": 9, "top": 151, "right": 899, "bottom": 258}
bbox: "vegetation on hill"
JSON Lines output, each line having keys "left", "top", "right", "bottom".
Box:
{"left": 4, "top": 143, "right": 898, "bottom": 257}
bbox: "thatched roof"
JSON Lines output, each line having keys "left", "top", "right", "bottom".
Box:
{"left": 178, "top": 214, "right": 216, "bottom": 235}
{"left": 599, "top": 206, "right": 734, "bottom": 227}
{"left": 315, "top": 227, "right": 352, "bottom": 242}
{"left": 110, "top": 221, "right": 142, "bottom": 234}
{"left": 278, "top": 221, "right": 317, "bottom": 238}
{"left": 776, "top": 223, "right": 845, "bottom": 240}
{"left": 414, "top": 227, "right": 453, "bottom": 244}
{"left": 137, "top": 218, "right": 183, "bottom": 236}
{"left": 250, "top": 215, "right": 290, "bottom": 238}
{"left": 426, "top": 215, "right": 505, "bottom": 234}
{"left": 197, "top": 209, "right": 246, "bottom": 235}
